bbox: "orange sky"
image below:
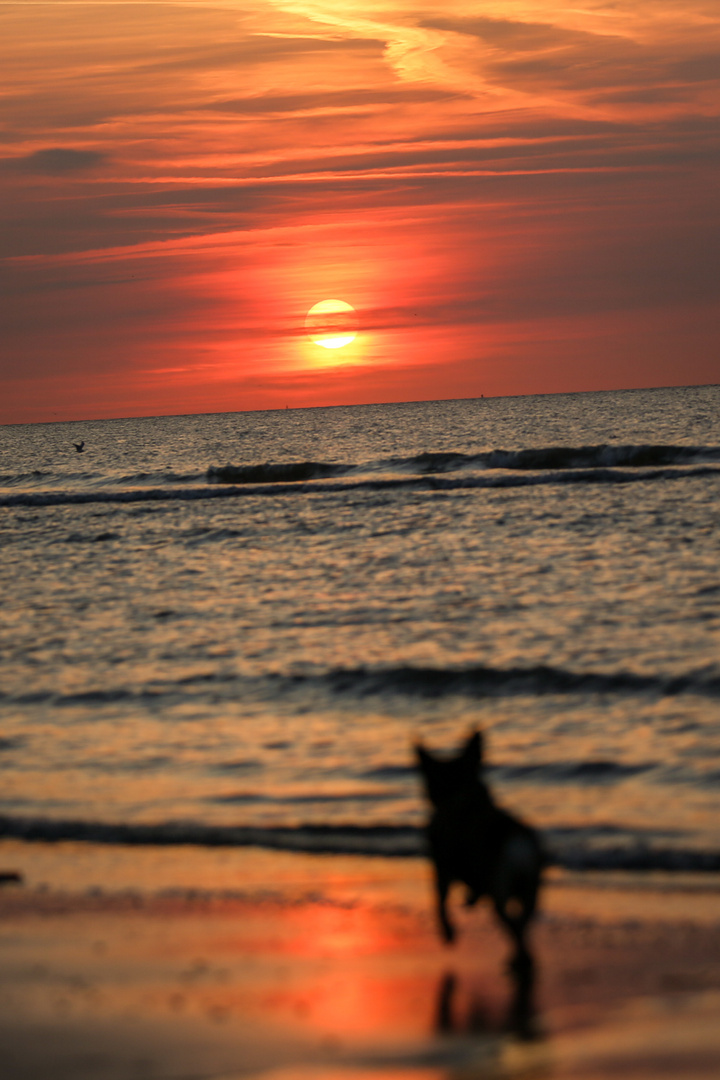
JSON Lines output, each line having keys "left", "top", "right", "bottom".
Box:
{"left": 1, "top": 0, "right": 719, "bottom": 423}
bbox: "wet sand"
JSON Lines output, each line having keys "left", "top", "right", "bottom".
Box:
{"left": 1, "top": 840, "right": 719, "bottom": 1080}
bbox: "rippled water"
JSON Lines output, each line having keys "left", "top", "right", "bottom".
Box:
{"left": 1, "top": 386, "right": 719, "bottom": 869}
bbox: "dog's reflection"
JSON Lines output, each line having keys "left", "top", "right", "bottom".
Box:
{"left": 435, "top": 954, "right": 538, "bottom": 1041}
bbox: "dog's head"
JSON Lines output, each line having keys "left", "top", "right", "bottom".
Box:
{"left": 415, "top": 730, "right": 484, "bottom": 809}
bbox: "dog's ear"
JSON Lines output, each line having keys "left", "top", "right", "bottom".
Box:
{"left": 414, "top": 742, "right": 435, "bottom": 774}
{"left": 460, "top": 730, "right": 483, "bottom": 767}
{"left": 415, "top": 742, "right": 444, "bottom": 806}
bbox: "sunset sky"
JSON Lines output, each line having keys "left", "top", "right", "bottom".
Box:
{"left": 1, "top": 0, "right": 719, "bottom": 423}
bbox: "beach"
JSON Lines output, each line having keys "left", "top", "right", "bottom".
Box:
{"left": 2, "top": 840, "right": 719, "bottom": 1080}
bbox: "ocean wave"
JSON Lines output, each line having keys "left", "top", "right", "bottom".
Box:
{"left": 109, "top": 470, "right": 207, "bottom": 486}
{"left": 208, "top": 444, "right": 720, "bottom": 484}
{"left": 0, "top": 470, "right": 57, "bottom": 487}
{"left": 491, "top": 761, "right": 656, "bottom": 782}
{"left": 466, "top": 444, "right": 720, "bottom": 472}
{"left": 1, "top": 815, "right": 718, "bottom": 871}
{"left": 2, "top": 463, "right": 719, "bottom": 508}
{"left": 2, "top": 661, "right": 718, "bottom": 706}
{"left": 0, "top": 469, "right": 206, "bottom": 490}
{"left": 207, "top": 461, "right": 350, "bottom": 484}
{"left": 3, "top": 444, "right": 719, "bottom": 503}
{"left": 287, "top": 662, "right": 720, "bottom": 700}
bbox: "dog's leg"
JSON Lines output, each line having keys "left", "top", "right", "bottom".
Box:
{"left": 435, "top": 972, "right": 457, "bottom": 1032}
{"left": 435, "top": 867, "right": 455, "bottom": 943}
{"left": 493, "top": 895, "right": 533, "bottom": 972}
{"left": 492, "top": 833, "right": 541, "bottom": 969}
{"left": 464, "top": 885, "right": 481, "bottom": 908}
{"left": 507, "top": 947, "right": 537, "bottom": 1039}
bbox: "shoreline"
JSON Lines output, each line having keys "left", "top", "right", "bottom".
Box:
{"left": 4, "top": 838, "right": 720, "bottom": 919}
{"left": 2, "top": 841, "right": 720, "bottom": 1079}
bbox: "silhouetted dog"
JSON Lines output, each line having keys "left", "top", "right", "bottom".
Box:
{"left": 416, "top": 730, "right": 543, "bottom": 969}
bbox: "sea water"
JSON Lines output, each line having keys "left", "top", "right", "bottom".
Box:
{"left": 1, "top": 386, "right": 719, "bottom": 870}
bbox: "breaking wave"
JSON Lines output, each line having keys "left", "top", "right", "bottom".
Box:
{"left": 1, "top": 661, "right": 719, "bottom": 707}
{"left": 290, "top": 663, "right": 720, "bottom": 700}
{"left": 1, "top": 815, "right": 718, "bottom": 871}
{"left": 207, "top": 462, "right": 349, "bottom": 484}
{"left": 207, "top": 444, "right": 720, "bottom": 484}
{"left": 2, "top": 443, "right": 719, "bottom": 508}
{"left": 0, "top": 469, "right": 206, "bottom": 490}
{"left": 1, "top": 463, "right": 719, "bottom": 508}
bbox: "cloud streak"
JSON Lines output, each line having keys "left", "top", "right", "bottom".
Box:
{"left": 3, "top": 147, "right": 108, "bottom": 174}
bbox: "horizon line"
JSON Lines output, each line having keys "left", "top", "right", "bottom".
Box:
{"left": 2, "top": 382, "right": 718, "bottom": 429}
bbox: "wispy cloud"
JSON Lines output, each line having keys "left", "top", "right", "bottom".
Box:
{"left": 3, "top": 147, "right": 107, "bottom": 174}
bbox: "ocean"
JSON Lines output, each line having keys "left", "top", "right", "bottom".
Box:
{"left": 1, "top": 386, "right": 719, "bottom": 871}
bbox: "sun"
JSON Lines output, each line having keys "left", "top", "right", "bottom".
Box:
{"left": 305, "top": 299, "right": 357, "bottom": 349}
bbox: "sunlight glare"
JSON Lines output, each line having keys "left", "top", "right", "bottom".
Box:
{"left": 306, "top": 299, "right": 357, "bottom": 349}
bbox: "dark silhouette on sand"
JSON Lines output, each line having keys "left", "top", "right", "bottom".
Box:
{"left": 73, "top": 441, "right": 85, "bottom": 453}
{"left": 435, "top": 963, "right": 537, "bottom": 1041}
{"left": 415, "top": 730, "right": 544, "bottom": 971}
{"left": 0, "top": 871, "right": 23, "bottom": 886}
